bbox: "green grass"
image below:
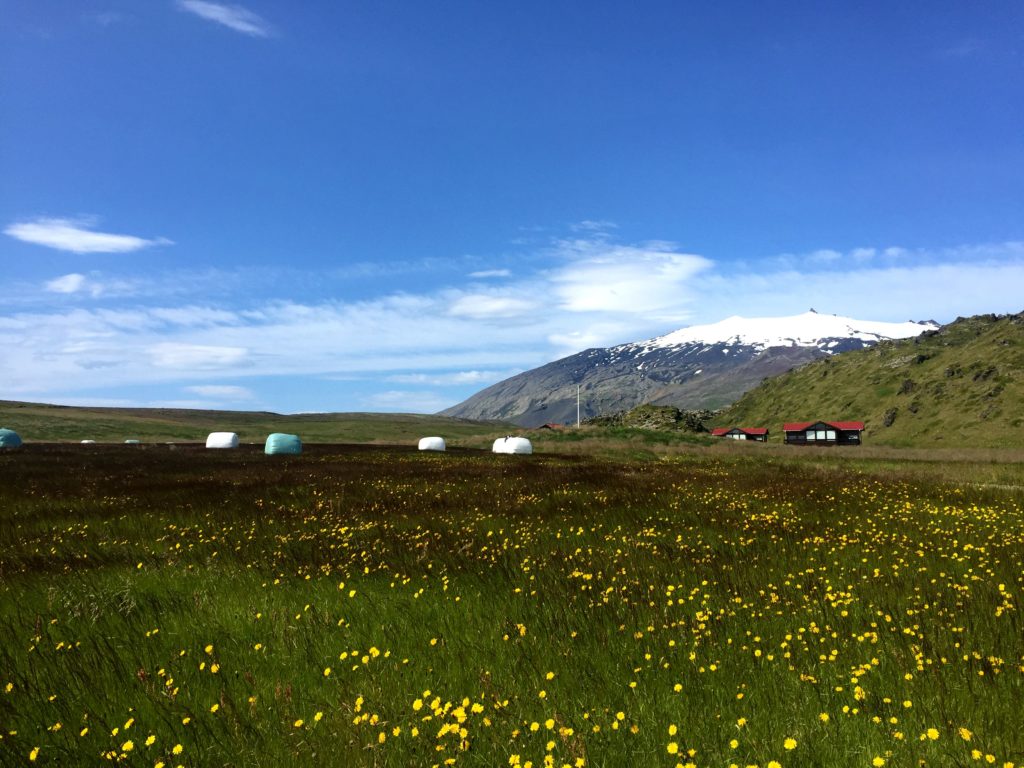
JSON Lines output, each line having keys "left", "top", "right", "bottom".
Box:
{"left": 717, "top": 312, "right": 1024, "bottom": 448}
{"left": 1, "top": 444, "right": 1022, "bottom": 767}
{"left": 0, "top": 400, "right": 508, "bottom": 445}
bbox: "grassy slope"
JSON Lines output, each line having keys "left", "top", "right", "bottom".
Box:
{"left": 717, "top": 312, "right": 1024, "bottom": 448}
{"left": 0, "top": 400, "right": 508, "bottom": 445}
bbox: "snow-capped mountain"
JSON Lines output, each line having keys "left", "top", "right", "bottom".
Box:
{"left": 638, "top": 311, "right": 935, "bottom": 351}
{"left": 441, "top": 311, "right": 939, "bottom": 426}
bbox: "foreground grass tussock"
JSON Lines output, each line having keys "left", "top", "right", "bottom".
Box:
{"left": 1, "top": 445, "right": 1022, "bottom": 767}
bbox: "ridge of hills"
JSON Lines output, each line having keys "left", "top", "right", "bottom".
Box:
{"left": 715, "top": 312, "right": 1024, "bottom": 448}
{"left": 441, "top": 311, "right": 937, "bottom": 426}
{"left": 0, "top": 401, "right": 505, "bottom": 445}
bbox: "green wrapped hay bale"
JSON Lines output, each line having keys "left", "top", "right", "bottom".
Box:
{"left": 0, "top": 428, "right": 23, "bottom": 449}
{"left": 265, "top": 433, "right": 302, "bottom": 455}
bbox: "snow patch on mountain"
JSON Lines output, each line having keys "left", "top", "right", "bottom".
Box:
{"left": 626, "top": 311, "right": 937, "bottom": 354}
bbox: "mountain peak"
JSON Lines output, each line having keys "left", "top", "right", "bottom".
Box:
{"left": 631, "top": 311, "right": 938, "bottom": 353}
{"left": 442, "top": 311, "right": 942, "bottom": 427}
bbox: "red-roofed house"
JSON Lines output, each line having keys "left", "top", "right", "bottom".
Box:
{"left": 783, "top": 421, "right": 864, "bottom": 446}
{"left": 711, "top": 427, "right": 769, "bottom": 442}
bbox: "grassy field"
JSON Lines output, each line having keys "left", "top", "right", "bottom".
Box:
{"left": 1, "top": 443, "right": 1022, "bottom": 767}
{"left": 0, "top": 400, "right": 508, "bottom": 445}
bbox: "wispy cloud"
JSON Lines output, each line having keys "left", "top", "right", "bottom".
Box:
{"left": 942, "top": 38, "right": 984, "bottom": 59}
{"left": 386, "top": 369, "right": 521, "bottom": 386}
{"left": 184, "top": 384, "right": 255, "bottom": 400}
{"left": 569, "top": 220, "right": 618, "bottom": 233}
{"left": 447, "top": 294, "right": 537, "bottom": 320}
{"left": 92, "top": 12, "right": 125, "bottom": 27}
{"left": 698, "top": 255, "right": 1024, "bottom": 323}
{"left": 176, "top": 1, "right": 272, "bottom": 37}
{"left": 149, "top": 343, "right": 250, "bottom": 369}
{"left": 45, "top": 274, "right": 88, "bottom": 294}
{"left": 3, "top": 235, "right": 1022, "bottom": 411}
{"left": 6, "top": 218, "right": 172, "bottom": 254}
{"left": 468, "top": 269, "right": 512, "bottom": 279}
{"left": 360, "top": 390, "right": 453, "bottom": 413}
{"left": 548, "top": 239, "right": 711, "bottom": 320}
{"left": 43, "top": 272, "right": 142, "bottom": 298}
{"left": 768, "top": 241, "right": 1024, "bottom": 272}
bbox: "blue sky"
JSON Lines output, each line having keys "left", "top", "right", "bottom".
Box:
{"left": 2, "top": 1, "right": 1023, "bottom": 414}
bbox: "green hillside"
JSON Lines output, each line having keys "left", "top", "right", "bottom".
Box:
{"left": 717, "top": 312, "right": 1024, "bottom": 448}
{"left": 0, "top": 400, "right": 506, "bottom": 445}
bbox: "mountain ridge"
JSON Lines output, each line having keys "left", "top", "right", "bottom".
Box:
{"left": 441, "top": 311, "right": 938, "bottom": 426}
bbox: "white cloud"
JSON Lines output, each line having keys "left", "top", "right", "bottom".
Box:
{"left": 548, "top": 242, "right": 711, "bottom": 318}
{"left": 695, "top": 258, "right": 1024, "bottom": 324}
{"left": 808, "top": 249, "right": 843, "bottom": 264}
{"left": 360, "top": 390, "right": 452, "bottom": 413}
{"left": 149, "top": 343, "right": 250, "bottom": 369}
{"left": 4, "top": 236, "right": 1022, "bottom": 412}
{"left": 176, "top": 1, "right": 272, "bottom": 37}
{"left": 149, "top": 307, "right": 241, "bottom": 327}
{"left": 570, "top": 220, "right": 618, "bottom": 233}
{"left": 386, "top": 369, "right": 521, "bottom": 386}
{"left": 93, "top": 12, "right": 124, "bottom": 27}
{"left": 45, "top": 273, "right": 88, "bottom": 294}
{"left": 942, "top": 38, "right": 984, "bottom": 59}
{"left": 468, "top": 269, "right": 512, "bottom": 279}
{"left": 850, "top": 248, "right": 877, "bottom": 262}
{"left": 184, "top": 384, "right": 254, "bottom": 400}
{"left": 42, "top": 272, "right": 141, "bottom": 298}
{"left": 448, "top": 294, "right": 536, "bottom": 319}
{"left": 6, "top": 218, "right": 171, "bottom": 254}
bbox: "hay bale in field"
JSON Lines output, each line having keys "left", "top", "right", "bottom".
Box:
{"left": 492, "top": 436, "right": 533, "bottom": 455}
{"left": 80, "top": 440, "right": 96, "bottom": 444}
{"left": 0, "top": 428, "right": 23, "bottom": 449}
{"left": 206, "top": 432, "right": 240, "bottom": 449}
{"left": 418, "top": 436, "right": 446, "bottom": 452}
{"left": 265, "top": 433, "right": 302, "bottom": 455}
{"left": 124, "top": 439, "right": 141, "bottom": 444}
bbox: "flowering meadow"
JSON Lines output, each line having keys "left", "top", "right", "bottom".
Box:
{"left": 1, "top": 444, "right": 1021, "bottom": 767}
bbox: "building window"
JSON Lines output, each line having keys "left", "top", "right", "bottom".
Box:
{"left": 826, "top": 430, "right": 836, "bottom": 441}
{"left": 806, "top": 430, "right": 816, "bottom": 441}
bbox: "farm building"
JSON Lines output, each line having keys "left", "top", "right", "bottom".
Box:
{"left": 0, "top": 428, "right": 23, "bottom": 449}
{"left": 492, "top": 436, "right": 533, "bottom": 455}
{"left": 783, "top": 421, "right": 864, "bottom": 446}
{"left": 206, "top": 432, "right": 240, "bottom": 449}
{"left": 265, "top": 433, "right": 302, "bottom": 455}
{"left": 710, "top": 427, "right": 768, "bottom": 442}
{"left": 418, "top": 436, "right": 446, "bottom": 451}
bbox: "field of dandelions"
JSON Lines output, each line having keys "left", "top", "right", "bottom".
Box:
{"left": 1, "top": 443, "right": 1021, "bottom": 767}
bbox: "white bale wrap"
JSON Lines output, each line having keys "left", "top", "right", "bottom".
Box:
{"left": 418, "top": 436, "right": 446, "bottom": 452}
{"left": 492, "top": 436, "right": 533, "bottom": 455}
{"left": 206, "top": 432, "right": 240, "bottom": 449}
